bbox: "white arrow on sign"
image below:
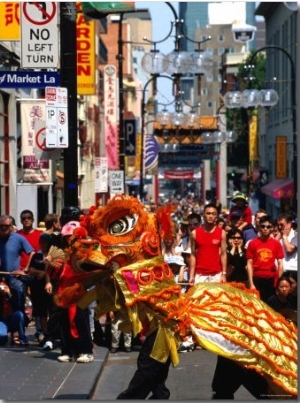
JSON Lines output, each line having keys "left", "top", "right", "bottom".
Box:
{"left": 109, "top": 170, "right": 124, "bottom": 195}
{"left": 126, "top": 142, "right": 135, "bottom": 153}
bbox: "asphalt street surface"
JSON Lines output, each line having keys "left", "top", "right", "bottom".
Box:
{"left": 0, "top": 323, "right": 255, "bottom": 402}
{"left": 91, "top": 348, "right": 255, "bottom": 401}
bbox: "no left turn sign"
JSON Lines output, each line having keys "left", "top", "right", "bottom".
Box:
{"left": 22, "top": 2, "right": 57, "bottom": 25}
{"left": 21, "top": 2, "right": 59, "bottom": 68}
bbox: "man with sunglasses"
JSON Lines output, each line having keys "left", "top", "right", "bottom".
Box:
{"left": 17, "top": 210, "right": 42, "bottom": 272}
{"left": 0, "top": 215, "right": 34, "bottom": 322}
{"left": 246, "top": 215, "right": 284, "bottom": 302}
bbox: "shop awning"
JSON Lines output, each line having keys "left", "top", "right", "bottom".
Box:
{"left": 261, "top": 178, "right": 294, "bottom": 199}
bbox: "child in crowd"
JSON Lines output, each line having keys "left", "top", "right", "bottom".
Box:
{"left": 227, "top": 192, "right": 253, "bottom": 231}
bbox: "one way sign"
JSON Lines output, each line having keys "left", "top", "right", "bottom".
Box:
{"left": 109, "top": 170, "right": 124, "bottom": 195}
{"left": 124, "top": 119, "right": 136, "bottom": 156}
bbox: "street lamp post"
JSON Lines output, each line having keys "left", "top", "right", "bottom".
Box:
{"left": 249, "top": 46, "right": 297, "bottom": 211}
{"left": 138, "top": 2, "right": 213, "bottom": 202}
{"left": 201, "top": 129, "right": 238, "bottom": 207}
{"left": 139, "top": 75, "right": 174, "bottom": 201}
{"left": 223, "top": 45, "right": 297, "bottom": 210}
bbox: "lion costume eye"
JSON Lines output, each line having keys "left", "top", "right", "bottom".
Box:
{"left": 108, "top": 214, "right": 137, "bottom": 236}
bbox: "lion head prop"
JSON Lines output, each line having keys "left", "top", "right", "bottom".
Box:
{"left": 54, "top": 195, "right": 297, "bottom": 397}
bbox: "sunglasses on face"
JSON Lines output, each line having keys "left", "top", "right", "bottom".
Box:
{"left": 231, "top": 236, "right": 242, "bottom": 240}
{"left": 0, "top": 224, "right": 11, "bottom": 228}
{"left": 260, "top": 224, "right": 273, "bottom": 229}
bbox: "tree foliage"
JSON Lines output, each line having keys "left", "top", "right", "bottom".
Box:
{"left": 237, "top": 51, "right": 266, "bottom": 90}
{"left": 225, "top": 51, "right": 266, "bottom": 170}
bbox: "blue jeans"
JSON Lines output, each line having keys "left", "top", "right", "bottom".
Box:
{"left": 7, "top": 277, "right": 27, "bottom": 312}
{"left": 0, "top": 321, "right": 8, "bottom": 344}
{"left": 1, "top": 311, "right": 28, "bottom": 343}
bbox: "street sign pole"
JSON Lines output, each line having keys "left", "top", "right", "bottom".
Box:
{"left": 60, "top": 2, "right": 78, "bottom": 207}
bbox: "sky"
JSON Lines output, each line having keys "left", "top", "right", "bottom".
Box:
{"left": 134, "top": 1, "right": 258, "bottom": 108}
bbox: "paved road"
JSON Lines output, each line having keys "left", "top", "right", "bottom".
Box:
{"left": 91, "top": 348, "right": 256, "bottom": 401}
{"left": 0, "top": 323, "right": 256, "bottom": 401}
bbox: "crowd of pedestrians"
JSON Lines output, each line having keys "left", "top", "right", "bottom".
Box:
{"left": 157, "top": 192, "right": 297, "bottom": 399}
{"left": 160, "top": 192, "right": 297, "bottom": 346}
{"left": 0, "top": 209, "right": 95, "bottom": 363}
{"left": 0, "top": 191, "right": 297, "bottom": 383}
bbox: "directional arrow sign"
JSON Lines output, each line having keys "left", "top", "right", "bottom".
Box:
{"left": 124, "top": 119, "right": 136, "bottom": 157}
{"left": 109, "top": 170, "right": 124, "bottom": 195}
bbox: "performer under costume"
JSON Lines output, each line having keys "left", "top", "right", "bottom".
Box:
{"left": 53, "top": 195, "right": 297, "bottom": 399}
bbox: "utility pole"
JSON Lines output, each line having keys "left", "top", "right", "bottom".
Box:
{"left": 60, "top": 2, "right": 78, "bottom": 207}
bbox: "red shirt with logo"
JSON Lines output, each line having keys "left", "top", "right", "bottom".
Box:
{"left": 246, "top": 237, "right": 284, "bottom": 277}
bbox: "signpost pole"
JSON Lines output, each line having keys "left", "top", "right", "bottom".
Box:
{"left": 60, "top": 2, "right": 78, "bottom": 207}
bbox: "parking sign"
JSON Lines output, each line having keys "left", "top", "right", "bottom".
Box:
{"left": 46, "top": 87, "right": 68, "bottom": 148}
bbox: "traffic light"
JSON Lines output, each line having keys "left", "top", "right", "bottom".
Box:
{"left": 227, "top": 171, "right": 242, "bottom": 191}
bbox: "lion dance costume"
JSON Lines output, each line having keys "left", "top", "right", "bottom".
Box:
{"left": 54, "top": 195, "right": 297, "bottom": 398}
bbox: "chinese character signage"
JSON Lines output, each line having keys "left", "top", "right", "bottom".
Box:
{"left": 104, "top": 64, "right": 118, "bottom": 169}
{"left": 276, "top": 136, "right": 287, "bottom": 179}
{"left": 0, "top": 2, "right": 20, "bottom": 40}
{"left": 20, "top": 100, "right": 51, "bottom": 182}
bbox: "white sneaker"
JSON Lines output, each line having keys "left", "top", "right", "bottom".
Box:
{"left": 58, "top": 355, "right": 72, "bottom": 362}
{"left": 76, "top": 354, "right": 94, "bottom": 363}
{"left": 42, "top": 341, "right": 53, "bottom": 351}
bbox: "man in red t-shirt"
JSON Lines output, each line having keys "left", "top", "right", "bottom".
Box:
{"left": 246, "top": 215, "right": 284, "bottom": 302}
{"left": 189, "top": 203, "right": 227, "bottom": 285}
{"left": 17, "top": 210, "right": 42, "bottom": 271}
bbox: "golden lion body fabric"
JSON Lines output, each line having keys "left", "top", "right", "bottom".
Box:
{"left": 57, "top": 195, "right": 297, "bottom": 397}
{"left": 113, "top": 260, "right": 297, "bottom": 396}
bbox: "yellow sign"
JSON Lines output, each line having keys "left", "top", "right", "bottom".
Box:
{"left": 135, "top": 133, "right": 141, "bottom": 171}
{"left": 276, "top": 136, "right": 287, "bottom": 179}
{"left": 76, "top": 3, "right": 96, "bottom": 95}
{"left": 249, "top": 113, "right": 258, "bottom": 162}
{"left": 0, "top": 2, "right": 20, "bottom": 40}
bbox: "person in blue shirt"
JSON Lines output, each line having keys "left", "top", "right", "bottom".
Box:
{"left": 0, "top": 214, "right": 35, "bottom": 313}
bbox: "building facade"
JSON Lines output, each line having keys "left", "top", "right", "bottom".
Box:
{"left": 255, "top": 2, "right": 298, "bottom": 217}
